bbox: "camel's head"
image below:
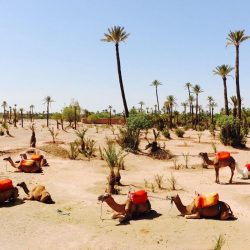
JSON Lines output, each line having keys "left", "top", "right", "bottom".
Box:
{"left": 199, "top": 152, "right": 207, "bottom": 158}
{"left": 98, "top": 193, "right": 111, "bottom": 202}
{"left": 17, "top": 182, "right": 26, "bottom": 188}
{"left": 42, "top": 193, "right": 55, "bottom": 204}
{"left": 166, "top": 194, "right": 179, "bottom": 204}
{"left": 3, "top": 157, "right": 11, "bottom": 161}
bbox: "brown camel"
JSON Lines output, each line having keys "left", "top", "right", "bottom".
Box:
{"left": 167, "top": 194, "right": 234, "bottom": 220}
{"left": 0, "top": 187, "right": 19, "bottom": 203}
{"left": 17, "top": 182, "right": 54, "bottom": 204}
{"left": 199, "top": 152, "right": 236, "bottom": 184}
{"left": 3, "top": 157, "right": 42, "bottom": 173}
{"left": 98, "top": 193, "right": 151, "bottom": 222}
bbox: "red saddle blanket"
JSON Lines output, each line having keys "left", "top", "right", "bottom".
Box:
{"left": 194, "top": 192, "right": 219, "bottom": 208}
{"left": 216, "top": 151, "right": 230, "bottom": 160}
{"left": 129, "top": 190, "right": 148, "bottom": 204}
{"left": 0, "top": 179, "right": 13, "bottom": 192}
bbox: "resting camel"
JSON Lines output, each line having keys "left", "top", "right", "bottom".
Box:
{"left": 17, "top": 182, "right": 54, "bottom": 204}
{"left": 0, "top": 187, "right": 18, "bottom": 203}
{"left": 3, "top": 156, "right": 42, "bottom": 173}
{"left": 98, "top": 193, "right": 151, "bottom": 222}
{"left": 167, "top": 194, "right": 234, "bottom": 220}
{"left": 199, "top": 152, "right": 236, "bottom": 184}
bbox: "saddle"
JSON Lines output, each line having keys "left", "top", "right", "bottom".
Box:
{"left": 0, "top": 179, "right": 13, "bottom": 192}
{"left": 129, "top": 190, "right": 148, "bottom": 204}
{"left": 195, "top": 192, "right": 219, "bottom": 209}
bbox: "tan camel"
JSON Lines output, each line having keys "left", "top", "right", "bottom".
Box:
{"left": 199, "top": 152, "right": 236, "bottom": 183}
{"left": 167, "top": 194, "right": 234, "bottom": 220}
{"left": 17, "top": 182, "right": 54, "bottom": 204}
{"left": 3, "top": 157, "right": 42, "bottom": 173}
{"left": 0, "top": 187, "right": 19, "bottom": 203}
{"left": 98, "top": 193, "right": 151, "bottom": 222}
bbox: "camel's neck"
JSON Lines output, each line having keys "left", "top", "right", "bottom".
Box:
{"left": 7, "top": 158, "right": 18, "bottom": 168}
{"left": 20, "top": 184, "right": 30, "bottom": 194}
{"left": 173, "top": 196, "right": 188, "bottom": 215}
{"left": 105, "top": 197, "right": 125, "bottom": 213}
{"left": 201, "top": 154, "right": 214, "bottom": 165}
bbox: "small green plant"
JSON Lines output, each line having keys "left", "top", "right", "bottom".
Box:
{"left": 175, "top": 128, "right": 185, "bottom": 138}
{"left": 211, "top": 142, "right": 217, "bottom": 153}
{"left": 150, "top": 183, "right": 155, "bottom": 193}
{"left": 182, "top": 153, "right": 189, "bottom": 168}
{"left": 197, "top": 132, "right": 202, "bottom": 143}
{"left": 95, "top": 125, "right": 99, "bottom": 133}
{"left": 154, "top": 174, "right": 164, "bottom": 189}
{"left": 68, "top": 141, "right": 79, "bottom": 159}
{"left": 48, "top": 127, "right": 59, "bottom": 143}
{"left": 213, "top": 234, "right": 225, "bottom": 250}
{"left": 167, "top": 173, "right": 177, "bottom": 190}
{"left": 162, "top": 128, "right": 171, "bottom": 139}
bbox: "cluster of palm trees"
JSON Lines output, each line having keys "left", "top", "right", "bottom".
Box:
{"left": 1, "top": 96, "right": 54, "bottom": 128}
{"left": 213, "top": 30, "right": 249, "bottom": 119}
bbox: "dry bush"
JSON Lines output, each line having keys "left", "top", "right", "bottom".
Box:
{"left": 48, "top": 127, "right": 59, "bottom": 143}
{"left": 154, "top": 174, "right": 164, "bottom": 189}
{"left": 38, "top": 144, "right": 69, "bottom": 158}
{"left": 213, "top": 234, "right": 225, "bottom": 250}
{"left": 167, "top": 173, "right": 177, "bottom": 190}
{"left": 182, "top": 153, "right": 189, "bottom": 168}
{"left": 68, "top": 141, "right": 79, "bottom": 160}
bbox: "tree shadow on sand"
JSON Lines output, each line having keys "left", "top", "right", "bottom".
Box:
{"left": 116, "top": 210, "right": 162, "bottom": 226}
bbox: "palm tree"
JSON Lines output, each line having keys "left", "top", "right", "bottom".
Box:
{"left": 150, "top": 80, "right": 162, "bottom": 112}
{"left": 43, "top": 96, "right": 54, "bottom": 127}
{"left": 138, "top": 101, "right": 145, "bottom": 112}
{"left": 213, "top": 64, "right": 234, "bottom": 116}
{"left": 207, "top": 96, "right": 214, "bottom": 117}
{"left": 185, "top": 82, "right": 192, "bottom": 115}
{"left": 181, "top": 102, "right": 188, "bottom": 125}
{"left": 108, "top": 105, "right": 112, "bottom": 125}
{"left": 192, "top": 84, "right": 203, "bottom": 128}
{"left": 230, "top": 96, "right": 238, "bottom": 118}
{"left": 226, "top": 30, "right": 250, "bottom": 119}
{"left": 9, "top": 106, "right": 12, "bottom": 122}
{"left": 13, "top": 104, "right": 17, "bottom": 127}
{"left": 166, "top": 95, "right": 176, "bottom": 128}
{"left": 20, "top": 108, "right": 24, "bottom": 128}
{"left": 1, "top": 101, "right": 7, "bottom": 122}
{"left": 102, "top": 26, "right": 130, "bottom": 118}
{"left": 189, "top": 95, "right": 195, "bottom": 126}
{"left": 211, "top": 102, "right": 217, "bottom": 125}
{"left": 30, "top": 105, "right": 35, "bottom": 122}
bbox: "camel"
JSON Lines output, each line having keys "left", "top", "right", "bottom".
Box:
{"left": 167, "top": 194, "right": 234, "bottom": 220}
{"left": 235, "top": 164, "right": 250, "bottom": 179}
{"left": 199, "top": 152, "right": 236, "bottom": 184}
{"left": 3, "top": 157, "right": 42, "bottom": 173}
{"left": 17, "top": 182, "right": 54, "bottom": 204}
{"left": 98, "top": 193, "right": 151, "bottom": 222}
{"left": 0, "top": 187, "right": 19, "bottom": 203}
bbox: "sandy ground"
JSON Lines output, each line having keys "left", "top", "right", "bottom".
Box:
{"left": 1, "top": 120, "right": 250, "bottom": 250}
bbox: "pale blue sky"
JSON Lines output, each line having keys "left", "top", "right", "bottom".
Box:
{"left": 0, "top": 0, "right": 250, "bottom": 113}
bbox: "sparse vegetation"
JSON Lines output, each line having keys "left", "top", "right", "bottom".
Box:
{"left": 68, "top": 142, "right": 79, "bottom": 160}
{"left": 162, "top": 128, "right": 171, "bottom": 139}
{"left": 48, "top": 127, "right": 59, "bottom": 143}
{"left": 175, "top": 128, "right": 185, "bottom": 138}
{"left": 154, "top": 174, "right": 164, "bottom": 189}
{"left": 167, "top": 173, "right": 177, "bottom": 190}
{"left": 213, "top": 234, "right": 225, "bottom": 250}
{"left": 182, "top": 153, "right": 190, "bottom": 168}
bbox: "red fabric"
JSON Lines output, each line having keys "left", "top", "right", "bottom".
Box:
{"left": 216, "top": 151, "right": 230, "bottom": 160}
{"left": 0, "top": 179, "right": 13, "bottom": 192}
{"left": 245, "top": 164, "right": 250, "bottom": 171}
{"left": 129, "top": 190, "right": 148, "bottom": 204}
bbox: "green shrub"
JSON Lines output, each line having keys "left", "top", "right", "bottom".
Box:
{"left": 175, "top": 128, "right": 185, "bottom": 138}
{"left": 217, "top": 115, "right": 246, "bottom": 147}
{"left": 127, "top": 113, "right": 152, "bottom": 131}
{"left": 68, "top": 141, "right": 79, "bottom": 159}
{"left": 162, "top": 128, "right": 171, "bottom": 139}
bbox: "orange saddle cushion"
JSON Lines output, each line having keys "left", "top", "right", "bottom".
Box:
{"left": 31, "top": 154, "right": 43, "bottom": 161}
{"left": 216, "top": 151, "right": 230, "bottom": 160}
{"left": 194, "top": 192, "right": 219, "bottom": 208}
{"left": 129, "top": 190, "right": 148, "bottom": 204}
{"left": 0, "top": 179, "right": 13, "bottom": 192}
{"left": 20, "top": 160, "right": 34, "bottom": 167}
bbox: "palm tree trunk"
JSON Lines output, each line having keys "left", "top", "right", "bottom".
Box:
{"left": 46, "top": 104, "right": 49, "bottom": 127}
{"left": 235, "top": 45, "right": 241, "bottom": 119}
{"left": 212, "top": 107, "right": 214, "bottom": 125}
{"left": 195, "top": 94, "right": 198, "bottom": 128}
{"left": 156, "top": 86, "right": 160, "bottom": 112}
{"left": 170, "top": 106, "right": 173, "bottom": 128}
{"left": 115, "top": 43, "right": 129, "bottom": 118}
{"left": 223, "top": 77, "right": 229, "bottom": 115}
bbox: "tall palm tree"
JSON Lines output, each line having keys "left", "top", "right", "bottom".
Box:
{"left": 138, "top": 101, "right": 145, "bottom": 112}
{"left": 150, "top": 80, "right": 162, "bottom": 112}
{"left": 230, "top": 96, "right": 238, "bottom": 118}
{"left": 9, "top": 106, "right": 12, "bottom": 122}
{"left": 210, "top": 101, "right": 217, "bottom": 125}
{"left": 213, "top": 64, "right": 234, "bottom": 116}
{"left": 108, "top": 105, "right": 112, "bottom": 125}
{"left": 30, "top": 105, "right": 35, "bottom": 122}
{"left": 102, "top": 26, "right": 130, "bottom": 118}
{"left": 166, "top": 95, "right": 176, "bottom": 128}
{"left": 13, "top": 104, "right": 17, "bottom": 127}
{"left": 185, "top": 82, "right": 192, "bottom": 115}
{"left": 192, "top": 85, "right": 203, "bottom": 128}
{"left": 207, "top": 96, "right": 214, "bottom": 117}
{"left": 1, "top": 101, "right": 7, "bottom": 122}
{"left": 181, "top": 101, "right": 188, "bottom": 125}
{"left": 226, "top": 30, "right": 250, "bottom": 119}
{"left": 43, "top": 96, "right": 54, "bottom": 127}
{"left": 20, "top": 108, "right": 24, "bottom": 128}
{"left": 189, "top": 95, "right": 195, "bottom": 126}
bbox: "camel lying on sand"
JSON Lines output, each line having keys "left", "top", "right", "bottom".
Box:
{"left": 0, "top": 187, "right": 19, "bottom": 203}
{"left": 199, "top": 152, "right": 236, "bottom": 183}
{"left": 17, "top": 182, "right": 54, "bottom": 204}
{"left": 98, "top": 193, "right": 151, "bottom": 222}
{"left": 4, "top": 157, "right": 42, "bottom": 173}
{"left": 167, "top": 194, "right": 234, "bottom": 220}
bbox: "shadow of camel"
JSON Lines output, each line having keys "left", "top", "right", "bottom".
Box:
{"left": 221, "top": 181, "right": 250, "bottom": 185}
{"left": 0, "top": 198, "right": 25, "bottom": 207}
{"left": 116, "top": 210, "right": 162, "bottom": 226}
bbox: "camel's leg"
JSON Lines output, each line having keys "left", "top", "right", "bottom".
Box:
{"left": 112, "top": 212, "right": 124, "bottom": 219}
{"left": 118, "top": 200, "right": 133, "bottom": 222}
{"left": 215, "top": 167, "right": 220, "bottom": 183}
{"left": 229, "top": 164, "right": 235, "bottom": 184}
{"left": 23, "top": 195, "right": 34, "bottom": 201}
{"left": 185, "top": 213, "right": 201, "bottom": 219}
